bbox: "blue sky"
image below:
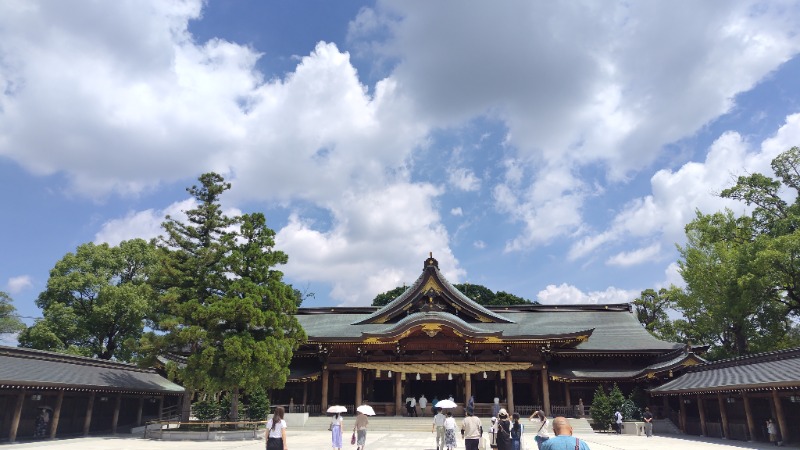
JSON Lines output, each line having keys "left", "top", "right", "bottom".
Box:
{"left": 2, "top": 1, "right": 800, "bottom": 332}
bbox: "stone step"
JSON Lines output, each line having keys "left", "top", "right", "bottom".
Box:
{"left": 302, "top": 416, "right": 594, "bottom": 434}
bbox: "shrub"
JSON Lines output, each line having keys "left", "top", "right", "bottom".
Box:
{"left": 194, "top": 399, "right": 220, "bottom": 421}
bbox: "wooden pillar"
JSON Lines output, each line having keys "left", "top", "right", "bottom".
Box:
{"left": 564, "top": 383, "right": 572, "bottom": 408}
{"left": 49, "top": 390, "right": 64, "bottom": 439}
{"left": 332, "top": 372, "right": 341, "bottom": 404}
{"left": 772, "top": 389, "right": 788, "bottom": 444}
{"left": 717, "top": 393, "right": 729, "bottom": 439}
{"left": 112, "top": 393, "right": 122, "bottom": 434}
{"left": 540, "top": 368, "right": 551, "bottom": 416}
{"left": 743, "top": 392, "right": 756, "bottom": 441}
{"left": 505, "top": 370, "right": 514, "bottom": 414}
{"left": 136, "top": 397, "right": 144, "bottom": 427}
{"left": 678, "top": 396, "right": 687, "bottom": 432}
{"left": 8, "top": 391, "right": 25, "bottom": 443}
{"left": 697, "top": 395, "right": 706, "bottom": 436}
{"left": 83, "top": 392, "right": 96, "bottom": 436}
{"left": 395, "top": 374, "right": 402, "bottom": 416}
{"left": 302, "top": 382, "right": 309, "bottom": 406}
{"left": 662, "top": 395, "right": 670, "bottom": 418}
{"left": 321, "top": 368, "right": 329, "bottom": 411}
{"left": 530, "top": 370, "right": 539, "bottom": 405}
{"left": 157, "top": 395, "right": 164, "bottom": 420}
{"left": 465, "top": 373, "right": 472, "bottom": 408}
{"left": 355, "top": 369, "right": 363, "bottom": 407}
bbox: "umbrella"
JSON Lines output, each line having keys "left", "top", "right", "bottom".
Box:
{"left": 435, "top": 399, "right": 457, "bottom": 409}
{"left": 356, "top": 404, "right": 376, "bottom": 416}
{"left": 327, "top": 405, "right": 347, "bottom": 414}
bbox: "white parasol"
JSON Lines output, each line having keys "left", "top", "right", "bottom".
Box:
{"left": 327, "top": 405, "right": 347, "bottom": 413}
{"left": 356, "top": 404, "right": 376, "bottom": 416}
{"left": 434, "top": 399, "right": 457, "bottom": 409}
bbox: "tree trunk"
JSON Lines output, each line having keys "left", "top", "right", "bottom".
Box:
{"left": 230, "top": 387, "right": 240, "bottom": 422}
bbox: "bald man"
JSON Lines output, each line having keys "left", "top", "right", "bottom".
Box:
{"left": 540, "top": 417, "right": 591, "bottom": 450}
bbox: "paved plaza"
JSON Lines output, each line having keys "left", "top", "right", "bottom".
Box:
{"left": 6, "top": 430, "right": 798, "bottom": 450}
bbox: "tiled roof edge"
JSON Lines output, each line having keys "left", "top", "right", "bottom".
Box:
{"left": 0, "top": 345, "right": 155, "bottom": 373}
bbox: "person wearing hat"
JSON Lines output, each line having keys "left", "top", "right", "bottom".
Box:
{"left": 495, "top": 408, "right": 513, "bottom": 450}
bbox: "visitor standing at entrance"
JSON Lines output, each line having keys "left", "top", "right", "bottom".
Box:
{"left": 540, "top": 417, "right": 590, "bottom": 450}
{"left": 411, "top": 396, "right": 418, "bottom": 416}
{"left": 266, "top": 406, "right": 288, "bottom": 450}
{"left": 461, "top": 410, "right": 482, "bottom": 450}
{"left": 419, "top": 395, "right": 428, "bottom": 416}
{"left": 354, "top": 411, "right": 369, "bottom": 450}
{"left": 433, "top": 408, "right": 446, "bottom": 450}
{"left": 492, "top": 398, "right": 501, "bottom": 418}
{"left": 467, "top": 395, "right": 475, "bottom": 415}
{"left": 495, "top": 408, "right": 513, "bottom": 450}
{"left": 330, "top": 412, "right": 343, "bottom": 450}
{"left": 529, "top": 410, "right": 551, "bottom": 450}
{"left": 642, "top": 407, "right": 653, "bottom": 437}
{"left": 444, "top": 410, "right": 457, "bottom": 450}
{"left": 767, "top": 419, "right": 780, "bottom": 445}
{"left": 510, "top": 413, "right": 524, "bottom": 450}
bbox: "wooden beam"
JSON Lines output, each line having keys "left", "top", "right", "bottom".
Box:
{"left": 564, "top": 383, "right": 572, "bottom": 408}
{"left": 8, "top": 391, "right": 25, "bottom": 443}
{"left": 697, "top": 395, "right": 707, "bottom": 437}
{"left": 678, "top": 395, "right": 687, "bottom": 432}
{"left": 321, "top": 368, "right": 329, "bottom": 412}
{"left": 395, "top": 374, "right": 402, "bottom": 416}
{"left": 49, "top": 390, "right": 64, "bottom": 439}
{"left": 355, "top": 369, "right": 363, "bottom": 407}
{"left": 742, "top": 392, "right": 756, "bottom": 442}
{"left": 83, "top": 392, "right": 96, "bottom": 436}
{"left": 772, "top": 389, "right": 787, "bottom": 445}
{"left": 136, "top": 397, "right": 144, "bottom": 427}
{"left": 111, "top": 393, "right": 122, "bottom": 434}
{"left": 541, "top": 368, "right": 551, "bottom": 416}
{"left": 465, "top": 373, "right": 472, "bottom": 411}
{"left": 717, "top": 393, "right": 729, "bottom": 439}
{"left": 506, "top": 370, "right": 514, "bottom": 415}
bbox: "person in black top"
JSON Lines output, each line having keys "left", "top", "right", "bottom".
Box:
{"left": 495, "top": 408, "right": 513, "bottom": 450}
{"left": 643, "top": 407, "right": 653, "bottom": 437}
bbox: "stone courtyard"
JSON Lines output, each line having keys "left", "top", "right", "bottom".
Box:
{"left": 6, "top": 430, "right": 797, "bottom": 450}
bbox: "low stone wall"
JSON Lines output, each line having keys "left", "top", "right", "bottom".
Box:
{"left": 148, "top": 428, "right": 265, "bottom": 441}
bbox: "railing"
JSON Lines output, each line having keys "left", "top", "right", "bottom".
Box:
{"left": 160, "top": 404, "right": 181, "bottom": 421}
{"left": 728, "top": 423, "right": 749, "bottom": 441}
{"left": 705, "top": 422, "right": 723, "bottom": 438}
{"left": 277, "top": 404, "right": 322, "bottom": 414}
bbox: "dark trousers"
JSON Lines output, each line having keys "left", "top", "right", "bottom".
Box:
{"left": 267, "top": 437, "right": 283, "bottom": 450}
{"left": 465, "top": 438, "right": 480, "bottom": 450}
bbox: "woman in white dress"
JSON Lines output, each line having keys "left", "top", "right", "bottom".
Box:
{"left": 331, "top": 412, "right": 343, "bottom": 450}
{"left": 444, "top": 410, "right": 457, "bottom": 449}
{"left": 266, "top": 406, "right": 288, "bottom": 450}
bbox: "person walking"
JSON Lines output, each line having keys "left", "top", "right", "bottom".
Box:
{"left": 495, "top": 408, "right": 513, "bottom": 450}
{"left": 541, "top": 417, "right": 590, "bottom": 450}
{"left": 419, "top": 395, "right": 428, "bottom": 417}
{"left": 767, "top": 418, "right": 780, "bottom": 446}
{"left": 510, "top": 413, "right": 524, "bottom": 450}
{"left": 353, "top": 410, "right": 369, "bottom": 450}
{"left": 467, "top": 395, "right": 475, "bottom": 415}
{"left": 642, "top": 407, "right": 653, "bottom": 437}
{"left": 266, "top": 406, "right": 288, "bottom": 450}
{"left": 461, "top": 410, "right": 483, "bottom": 450}
{"left": 444, "top": 410, "right": 458, "bottom": 450}
{"left": 528, "top": 410, "right": 551, "bottom": 450}
{"left": 492, "top": 397, "right": 501, "bottom": 418}
{"left": 411, "top": 396, "right": 418, "bottom": 416}
{"left": 613, "top": 410, "right": 623, "bottom": 434}
{"left": 330, "top": 412, "right": 344, "bottom": 450}
{"left": 433, "top": 408, "right": 446, "bottom": 450}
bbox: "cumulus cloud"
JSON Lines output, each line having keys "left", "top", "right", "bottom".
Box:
{"left": 606, "top": 243, "right": 662, "bottom": 267}
{"left": 94, "top": 199, "right": 196, "bottom": 245}
{"left": 6, "top": 275, "right": 32, "bottom": 294}
{"left": 350, "top": 1, "right": 800, "bottom": 251}
{"left": 570, "top": 113, "right": 800, "bottom": 261}
{"left": 473, "top": 240, "right": 486, "bottom": 249}
{"left": 447, "top": 167, "right": 481, "bottom": 191}
{"left": 275, "top": 182, "right": 463, "bottom": 305}
{"left": 536, "top": 283, "right": 638, "bottom": 305}
{"left": 450, "top": 207, "right": 463, "bottom": 216}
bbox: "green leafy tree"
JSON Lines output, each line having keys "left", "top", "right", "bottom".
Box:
{"left": 152, "top": 173, "right": 305, "bottom": 420}
{"left": 0, "top": 291, "right": 25, "bottom": 335}
{"left": 245, "top": 388, "right": 270, "bottom": 420}
{"left": 371, "top": 283, "right": 536, "bottom": 306}
{"left": 18, "top": 239, "right": 156, "bottom": 360}
{"left": 632, "top": 287, "right": 681, "bottom": 341}
{"left": 677, "top": 210, "right": 798, "bottom": 359}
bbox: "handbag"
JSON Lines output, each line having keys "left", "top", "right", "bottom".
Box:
{"left": 328, "top": 423, "right": 333, "bottom": 431}
{"left": 351, "top": 432, "right": 356, "bottom": 445}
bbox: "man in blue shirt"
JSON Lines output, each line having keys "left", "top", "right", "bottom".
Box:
{"left": 541, "top": 417, "right": 590, "bottom": 450}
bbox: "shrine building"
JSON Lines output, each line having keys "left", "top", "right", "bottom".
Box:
{"left": 274, "top": 255, "right": 703, "bottom": 417}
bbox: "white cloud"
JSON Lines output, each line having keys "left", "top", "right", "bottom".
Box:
{"left": 536, "top": 283, "right": 637, "bottom": 305}
{"left": 606, "top": 243, "right": 662, "bottom": 267}
{"left": 570, "top": 113, "right": 800, "bottom": 261}
{"left": 450, "top": 207, "right": 463, "bottom": 216}
{"left": 447, "top": 167, "right": 481, "bottom": 192}
{"left": 350, "top": 1, "right": 800, "bottom": 251}
{"left": 6, "top": 275, "right": 32, "bottom": 294}
{"left": 94, "top": 199, "right": 196, "bottom": 245}
{"left": 275, "top": 182, "right": 463, "bottom": 305}
{"left": 659, "top": 262, "right": 686, "bottom": 289}
{"left": 473, "top": 240, "right": 486, "bottom": 249}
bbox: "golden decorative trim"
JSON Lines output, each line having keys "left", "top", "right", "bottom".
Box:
{"left": 346, "top": 361, "right": 533, "bottom": 375}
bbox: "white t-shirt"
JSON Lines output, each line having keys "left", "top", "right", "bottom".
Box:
{"left": 615, "top": 412, "right": 623, "bottom": 424}
{"left": 331, "top": 416, "right": 343, "bottom": 428}
{"left": 434, "top": 413, "right": 446, "bottom": 427}
{"left": 531, "top": 417, "right": 551, "bottom": 438}
{"left": 410, "top": 398, "right": 416, "bottom": 407}
{"left": 266, "top": 419, "right": 287, "bottom": 438}
{"left": 419, "top": 397, "right": 427, "bottom": 407}
{"left": 444, "top": 417, "right": 457, "bottom": 430}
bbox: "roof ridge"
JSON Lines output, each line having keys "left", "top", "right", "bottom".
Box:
{"left": 690, "top": 346, "right": 800, "bottom": 372}
{"left": 0, "top": 345, "right": 155, "bottom": 373}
